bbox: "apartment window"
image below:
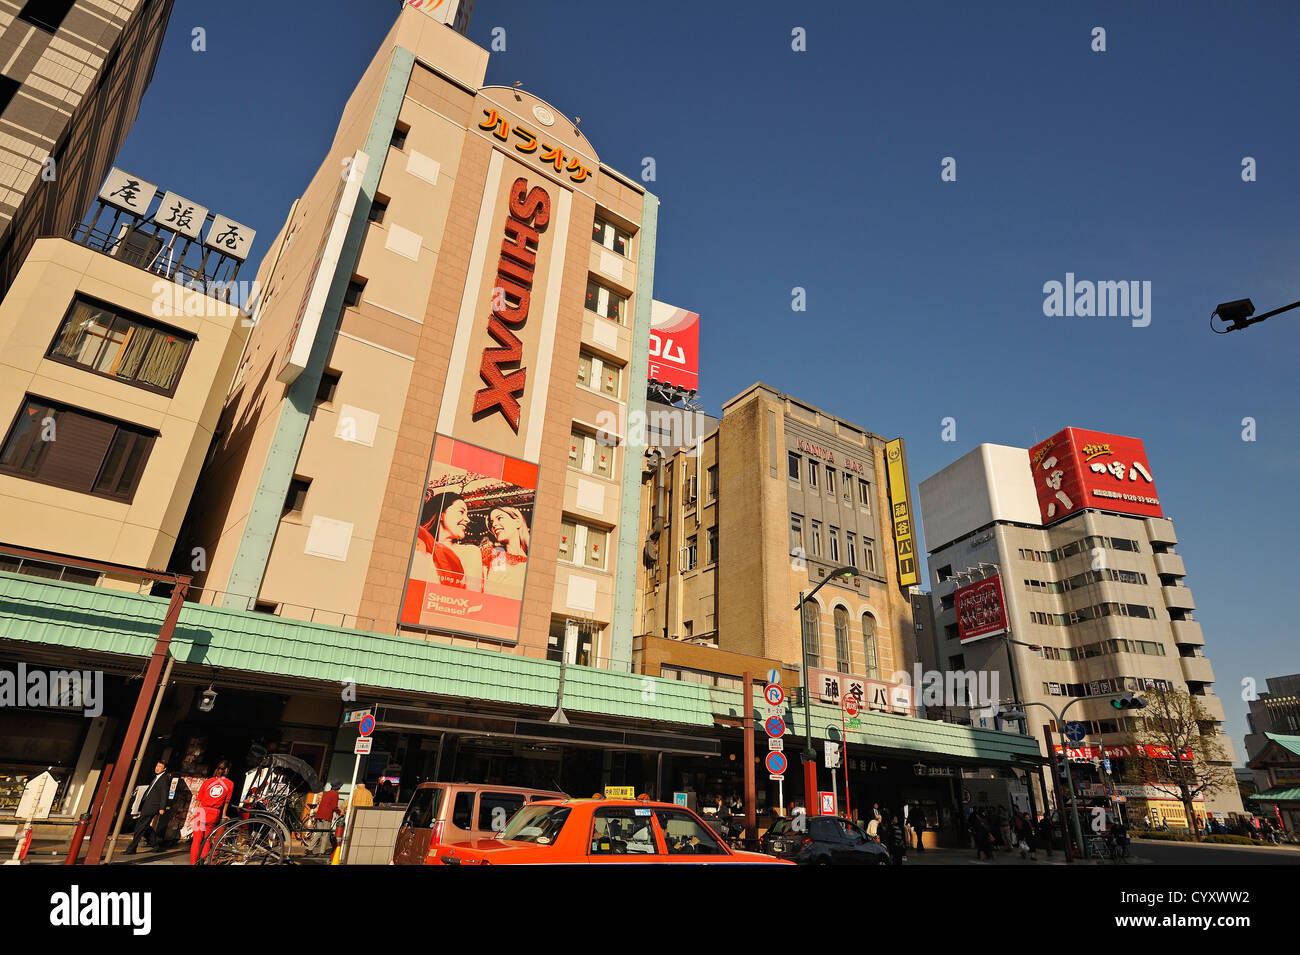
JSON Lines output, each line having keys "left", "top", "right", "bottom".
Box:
{"left": 368, "top": 196, "right": 389, "bottom": 224}
{"left": 18, "top": 0, "right": 75, "bottom": 33}
{"left": 810, "top": 521, "right": 823, "bottom": 557}
{"left": 862, "top": 613, "right": 879, "bottom": 679}
{"left": 283, "top": 477, "right": 310, "bottom": 517}
{"left": 857, "top": 478, "right": 871, "bottom": 509}
{"left": 548, "top": 617, "right": 593, "bottom": 666}
{"left": 48, "top": 297, "right": 194, "bottom": 396}
{"left": 707, "top": 466, "right": 718, "bottom": 502}
{"left": 846, "top": 533, "right": 857, "bottom": 570}
{"left": 390, "top": 122, "right": 409, "bottom": 150}
{"left": 568, "top": 429, "right": 613, "bottom": 479}
{"left": 0, "top": 75, "right": 19, "bottom": 117}
{"left": 592, "top": 216, "right": 631, "bottom": 256}
{"left": 936, "top": 564, "right": 953, "bottom": 582}
{"left": 832, "top": 606, "right": 851, "bottom": 673}
{"left": 0, "top": 397, "right": 156, "bottom": 502}
{"left": 842, "top": 475, "right": 852, "bottom": 501}
{"left": 807, "top": 460, "right": 818, "bottom": 489}
{"left": 862, "top": 538, "right": 877, "bottom": 573}
{"left": 344, "top": 278, "right": 366, "bottom": 308}
{"left": 707, "top": 525, "right": 718, "bottom": 564}
{"left": 940, "top": 593, "right": 955, "bottom": 611}
{"left": 585, "top": 279, "right": 626, "bottom": 323}
{"left": 315, "top": 370, "right": 341, "bottom": 405}
{"left": 585, "top": 525, "right": 607, "bottom": 569}
{"left": 682, "top": 535, "right": 698, "bottom": 572}
{"left": 558, "top": 520, "right": 609, "bottom": 571}
{"left": 829, "top": 525, "right": 840, "bottom": 563}
{"left": 825, "top": 467, "right": 835, "bottom": 496}
{"left": 801, "top": 601, "right": 821, "bottom": 670}
{"left": 787, "top": 451, "right": 801, "bottom": 481}
{"left": 790, "top": 514, "right": 803, "bottom": 553}
{"left": 576, "top": 350, "right": 621, "bottom": 398}
{"left": 253, "top": 601, "right": 278, "bottom": 615}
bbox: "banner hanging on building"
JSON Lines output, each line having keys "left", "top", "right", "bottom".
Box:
{"left": 648, "top": 301, "right": 699, "bottom": 394}
{"left": 400, "top": 436, "right": 539, "bottom": 644}
{"left": 955, "top": 574, "right": 1008, "bottom": 644}
{"left": 885, "top": 438, "right": 919, "bottom": 587}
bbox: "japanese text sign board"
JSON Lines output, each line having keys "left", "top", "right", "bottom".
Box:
{"left": 98, "top": 168, "right": 156, "bottom": 216}
{"left": 1028, "top": 427, "right": 1162, "bottom": 524}
{"left": 354, "top": 738, "right": 373, "bottom": 755}
{"left": 955, "top": 574, "right": 1009, "bottom": 644}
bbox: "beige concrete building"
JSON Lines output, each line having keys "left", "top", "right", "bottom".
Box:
{"left": 0, "top": 233, "right": 248, "bottom": 579}
{"left": 183, "top": 7, "right": 659, "bottom": 668}
{"left": 636, "top": 383, "right": 917, "bottom": 697}
{"left": 919, "top": 439, "right": 1244, "bottom": 821}
{"left": 0, "top": 0, "right": 173, "bottom": 295}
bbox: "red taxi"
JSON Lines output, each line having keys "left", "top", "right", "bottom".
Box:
{"left": 432, "top": 799, "right": 790, "bottom": 865}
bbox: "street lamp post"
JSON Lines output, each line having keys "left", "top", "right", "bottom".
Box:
{"left": 796, "top": 565, "right": 858, "bottom": 815}
{"left": 1212, "top": 297, "right": 1300, "bottom": 333}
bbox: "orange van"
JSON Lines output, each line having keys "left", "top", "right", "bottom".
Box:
{"left": 391, "top": 782, "right": 565, "bottom": 864}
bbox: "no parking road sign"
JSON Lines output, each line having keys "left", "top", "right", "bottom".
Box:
{"left": 764, "top": 715, "right": 786, "bottom": 738}
{"left": 358, "top": 715, "right": 375, "bottom": 737}
{"left": 765, "top": 684, "right": 785, "bottom": 707}
{"left": 765, "top": 751, "right": 787, "bottom": 777}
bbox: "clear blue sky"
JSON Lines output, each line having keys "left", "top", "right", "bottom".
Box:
{"left": 115, "top": 0, "right": 1298, "bottom": 755}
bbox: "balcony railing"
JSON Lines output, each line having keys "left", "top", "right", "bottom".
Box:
{"left": 68, "top": 223, "right": 236, "bottom": 304}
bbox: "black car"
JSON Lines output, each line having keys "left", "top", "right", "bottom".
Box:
{"left": 759, "top": 815, "right": 890, "bottom": 865}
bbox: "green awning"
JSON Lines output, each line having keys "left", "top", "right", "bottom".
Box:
{"left": 1248, "top": 786, "right": 1300, "bottom": 802}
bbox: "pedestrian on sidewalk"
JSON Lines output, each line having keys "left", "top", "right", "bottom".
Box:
{"left": 344, "top": 781, "right": 374, "bottom": 815}
{"left": 995, "top": 805, "right": 1012, "bottom": 849}
{"left": 126, "top": 762, "right": 172, "bottom": 855}
{"left": 886, "top": 813, "right": 907, "bottom": 864}
{"left": 189, "top": 761, "right": 234, "bottom": 864}
{"left": 911, "top": 803, "right": 926, "bottom": 852}
{"left": 970, "top": 810, "right": 995, "bottom": 861}
{"left": 306, "top": 783, "right": 340, "bottom": 856}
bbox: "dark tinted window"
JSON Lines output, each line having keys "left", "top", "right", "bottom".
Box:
{"left": 18, "top": 0, "right": 75, "bottom": 33}
{"left": 400, "top": 787, "right": 443, "bottom": 829}
{"left": 478, "top": 792, "right": 525, "bottom": 833}
{"left": 0, "top": 75, "right": 20, "bottom": 117}
{"left": 809, "top": 817, "right": 844, "bottom": 841}
{"left": 451, "top": 791, "right": 474, "bottom": 830}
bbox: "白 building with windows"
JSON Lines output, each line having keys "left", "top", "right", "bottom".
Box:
{"left": 0, "top": 0, "right": 173, "bottom": 295}
{"left": 918, "top": 433, "right": 1243, "bottom": 821}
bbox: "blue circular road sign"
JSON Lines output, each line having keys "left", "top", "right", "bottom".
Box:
{"left": 766, "top": 751, "right": 787, "bottom": 775}
{"left": 1064, "top": 721, "right": 1086, "bottom": 743}
{"left": 359, "top": 715, "right": 375, "bottom": 737}
{"left": 764, "top": 715, "right": 786, "bottom": 738}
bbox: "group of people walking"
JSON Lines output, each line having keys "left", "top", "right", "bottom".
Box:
{"left": 860, "top": 802, "right": 927, "bottom": 864}
{"left": 965, "top": 805, "right": 1050, "bottom": 861}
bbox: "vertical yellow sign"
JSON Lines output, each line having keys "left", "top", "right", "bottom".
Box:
{"left": 885, "top": 438, "right": 919, "bottom": 587}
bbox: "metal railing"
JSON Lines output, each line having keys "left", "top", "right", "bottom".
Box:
{"left": 67, "top": 223, "right": 233, "bottom": 303}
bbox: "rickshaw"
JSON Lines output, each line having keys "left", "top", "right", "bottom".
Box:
{"left": 197, "top": 753, "right": 323, "bottom": 865}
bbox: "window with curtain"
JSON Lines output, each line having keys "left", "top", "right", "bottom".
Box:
{"left": 48, "top": 297, "right": 194, "bottom": 395}
{"left": 833, "top": 606, "right": 850, "bottom": 674}
{"left": 801, "top": 601, "right": 820, "bottom": 670}
{"left": 862, "top": 613, "right": 879, "bottom": 679}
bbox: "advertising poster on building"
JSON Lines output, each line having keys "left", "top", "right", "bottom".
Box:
{"left": 648, "top": 301, "right": 700, "bottom": 393}
{"left": 955, "top": 574, "right": 1008, "bottom": 644}
{"left": 400, "top": 436, "right": 539, "bottom": 643}
{"left": 1027, "top": 427, "right": 1162, "bottom": 525}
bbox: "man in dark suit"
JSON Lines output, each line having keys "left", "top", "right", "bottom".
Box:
{"left": 126, "top": 761, "right": 172, "bottom": 854}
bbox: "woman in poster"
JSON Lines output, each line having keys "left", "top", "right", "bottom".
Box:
{"left": 413, "top": 490, "right": 484, "bottom": 591}
{"left": 481, "top": 505, "right": 530, "bottom": 598}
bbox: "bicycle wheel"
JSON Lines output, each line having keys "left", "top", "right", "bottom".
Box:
{"left": 203, "top": 817, "right": 289, "bottom": 865}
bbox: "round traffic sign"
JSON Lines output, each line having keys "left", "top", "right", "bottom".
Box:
{"left": 1065, "top": 721, "right": 1087, "bottom": 743}
{"left": 766, "top": 668, "right": 781, "bottom": 685}
{"left": 359, "top": 714, "right": 375, "bottom": 737}
{"left": 765, "top": 684, "right": 785, "bottom": 707}
{"left": 765, "top": 751, "right": 787, "bottom": 775}
{"left": 764, "top": 715, "right": 786, "bottom": 738}
{"left": 842, "top": 695, "right": 860, "bottom": 717}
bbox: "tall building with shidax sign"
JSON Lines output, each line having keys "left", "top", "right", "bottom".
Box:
{"left": 183, "top": 7, "right": 658, "bottom": 670}
{"left": 918, "top": 429, "right": 1243, "bottom": 822}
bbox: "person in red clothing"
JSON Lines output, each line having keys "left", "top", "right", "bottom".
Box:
{"left": 307, "top": 783, "right": 341, "bottom": 857}
{"left": 190, "top": 761, "right": 234, "bottom": 865}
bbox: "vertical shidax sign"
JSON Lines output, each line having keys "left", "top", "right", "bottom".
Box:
{"left": 400, "top": 436, "right": 539, "bottom": 644}
{"left": 885, "top": 438, "right": 919, "bottom": 587}
{"left": 472, "top": 178, "right": 551, "bottom": 431}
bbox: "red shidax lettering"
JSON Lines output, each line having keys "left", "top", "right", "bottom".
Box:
{"left": 474, "top": 178, "right": 551, "bottom": 432}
